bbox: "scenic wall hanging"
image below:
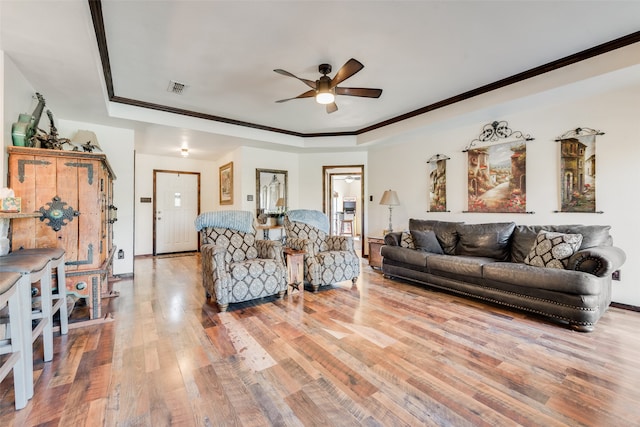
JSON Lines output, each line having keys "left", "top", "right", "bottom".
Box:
{"left": 463, "top": 121, "right": 534, "bottom": 213}
{"left": 427, "top": 154, "right": 449, "bottom": 212}
{"left": 555, "top": 127, "right": 604, "bottom": 213}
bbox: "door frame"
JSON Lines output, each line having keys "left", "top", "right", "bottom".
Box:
{"left": 322, "top": 164, "right": 365, "bottom": 240}
{"left": 152, "top": 169, "right": 201, "bottom": 255}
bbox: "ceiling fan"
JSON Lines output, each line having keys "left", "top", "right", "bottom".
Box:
{"left": 274, "top": 58, "right": 382, "bottom": 114}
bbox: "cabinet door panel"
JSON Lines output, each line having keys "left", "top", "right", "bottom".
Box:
{"left": 8, "top": 153, "right": 38, "bottom": 249}
{"left": 55, "top": 158, "right": 80, "bottom": 269}
{"left": 76, "top": 159, "right": 102, "bottom": 269}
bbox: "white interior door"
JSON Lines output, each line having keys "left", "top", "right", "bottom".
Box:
{"left": 155, "top": 172, "right": 199, "bottom": 254}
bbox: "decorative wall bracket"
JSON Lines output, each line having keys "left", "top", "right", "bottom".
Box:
{"left": 426, "top": 154, "right": 450, "bottom": 163}
{"left": 38, "top": 196, "right": 80, "bottom": 231}
{"left": 555, "top": 127, "right": 604, "bottom": 141}
{"left": 463, "top": 120, "right": 534, "bottom": 152}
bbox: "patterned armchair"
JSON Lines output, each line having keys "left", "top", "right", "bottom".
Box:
{"left": 284, "top": 210, "right": 360, "bottom": 292}
{"left": 195, "top": 211, "right": 287, "bottom": 312}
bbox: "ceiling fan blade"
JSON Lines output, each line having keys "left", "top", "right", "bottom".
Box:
{"left": 274, "top": 69, "right": 316, "bottom": 89}
{"left": 330, "top": 58, "right": 364, "bottom": 88}
{"left": 326, "top": 102, "right": 338, "bottom": 114}
{"left": 275, "top": 89, "right": 316, "bottom": 103}
{"left": 335, "top": 87, "right": 383, "bottom": 98}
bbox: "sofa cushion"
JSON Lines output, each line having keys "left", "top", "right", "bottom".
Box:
{"left": 400, "top": 231, "right": 415, "bottom": 249}
{"left": 409, "top": 219, "right": 461, "bottom": 255}
{"left": 511, "top": 225, "right": 612, "bottom": 262}
{"left": 410, "top": 230, "right": 444, "bottom": 254}
{"left": 380, "top": 245, "right": 429, "bottom": 267}
{"left": 563, "top": 225, "right": 611, "bottom": 249}
{"left": 427, "top": 254, "right": 497, "bottom": 279}
{"left": 524, "top": 231, "right": 583, "bottom": 269}
{"left": 483, "top": 262, "right": 601, "bottom": 295}
{"left": 455, "top": 222, "right": 515, "bottom": 261}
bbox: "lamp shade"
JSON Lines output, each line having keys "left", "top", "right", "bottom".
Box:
{"left": 275, "top": 197, "right": 285, "bottom": 208}
{"left": 379, "top": 190, "right": 400, "bottom": 206}
{"left": 71, "top": 129, "right": 100, "bottom": 150}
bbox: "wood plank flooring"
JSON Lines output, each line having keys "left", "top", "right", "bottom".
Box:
{"left": 1, "top": 253, "right": 640, "bottom": 426}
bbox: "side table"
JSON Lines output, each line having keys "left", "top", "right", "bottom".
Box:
{"left": 256, "top": 224, "right": 284, "bottom": 240}
{"left": 283, "top": 248, "right": 305, "bottom": 293}
{"left": 368, "top": 236, "right": 385, "bottom": 269}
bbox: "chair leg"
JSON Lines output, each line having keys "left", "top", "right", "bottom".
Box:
{"left": 39, "top": 270, "right": 54, "bottom": 362}
{"left": 5, "top": 279, "right": 28, "bottom": 409}
{"left": 218, "top": 303, "right": 229, "bottom": 312}
{"left": 53, "top": 256, "right": 69, "bottom": 335}
{"left": 277, "top": 290, "right": 285, "bottom": 299}
{"left": 311, "top": 284, "right": 320, "bottom": 292}
{"left": 18, "top": 275, "right": 34, "bottom": 399}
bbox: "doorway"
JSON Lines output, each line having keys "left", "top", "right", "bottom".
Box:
{"left": 322, "top": 165, "right": 365, "bottom": 246}
{"left": 153, "top": 170, "right": 201, "bottom": 255}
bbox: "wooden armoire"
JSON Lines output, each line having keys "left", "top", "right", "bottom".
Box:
{"left": 7, "top": 146, "right": 116, "bottom": 320}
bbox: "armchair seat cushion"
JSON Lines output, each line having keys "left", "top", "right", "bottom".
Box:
{"left": 316, "top": 250, "right": 357, "bottom": 266}
{"left": 230, "top": 259, "right": 279, "bottom": 281}
{"left": 229, "top": 259, "right": 284, "bottom": 300}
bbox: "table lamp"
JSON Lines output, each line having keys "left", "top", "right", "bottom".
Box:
{"left": 379, "top": 190, "right": 400, "bottom": 233}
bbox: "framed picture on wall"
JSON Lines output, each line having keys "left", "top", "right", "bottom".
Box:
{"left": 219, "top": 162, "right": 233, "bottom": 205}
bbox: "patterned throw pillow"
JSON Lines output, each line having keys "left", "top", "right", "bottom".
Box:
{"left": 524, "top": 231, "right": 583, "bottom": 269}
{"left": 400, "top": 231, "right": 415, "bottom": 249}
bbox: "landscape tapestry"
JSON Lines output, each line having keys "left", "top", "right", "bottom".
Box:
{"left": 428, "top": 158, "right": 447, "bottom": 212}
{"left": 467, "top": 140, "right": 527, "bottom": 213}
{"left": 559, "top": 134, "right": 596, "bottom": 212}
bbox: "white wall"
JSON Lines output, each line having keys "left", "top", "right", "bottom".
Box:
{"left": 134, "top": 153, "right": 216, "bottom": 255}
{"left": 2, "top": 53, "right": 36, "bottom": 185}
{"left": 368, "top": 77, "right": 640, "bottom": 306}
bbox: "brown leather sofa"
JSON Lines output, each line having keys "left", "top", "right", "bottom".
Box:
{"left": 381, "top": 219, "right": 626, "bottom": 332}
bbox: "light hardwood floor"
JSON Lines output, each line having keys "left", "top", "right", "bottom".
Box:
{"left": 1, "top": 253, "right": 639, "bottom": 426}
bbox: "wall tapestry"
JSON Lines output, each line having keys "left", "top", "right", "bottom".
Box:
{"left": 464, "top": 121, "right": 533, "bottom": 213}
{"left": 427, "top": 154, "right": 449, "bottom": 212}
{"left": 556, "top": 127, "right": 604, "bottom": 213}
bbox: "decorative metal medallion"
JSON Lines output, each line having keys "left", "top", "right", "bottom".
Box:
{"left": 38, "top": 196, "right": 80, "bottom": 231}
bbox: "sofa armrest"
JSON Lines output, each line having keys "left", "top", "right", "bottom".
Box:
{"left": 567, "top": 245, "right": 626, "bottom": 277}
{"left": 255, "top": 240, "right": 284, "bottom": 263}
{"left": 326, "top": 235, "right": 355, "bottom": 252}
{"left": 384, "top": 232, "right": 402, "bottom": 246}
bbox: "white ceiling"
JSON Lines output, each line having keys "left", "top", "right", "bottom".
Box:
{"left": 1, "top": 1, "right": 640, "bottom": 160}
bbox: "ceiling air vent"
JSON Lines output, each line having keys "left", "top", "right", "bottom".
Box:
{"left": 167, "top": 80, "right": 187, "bottom": 94}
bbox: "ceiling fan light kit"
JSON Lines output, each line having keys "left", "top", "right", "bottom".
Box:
{"left": 274, "top": 58, "right": 382, "bottom": 113}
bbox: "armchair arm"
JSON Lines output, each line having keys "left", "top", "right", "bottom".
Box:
{"left": 200, "top": 243, "right": 231, "bottom": 300}
{"left": 255, "top": 240, "right": 284, "bottom": 264}
{"left": 567, "top": 245, "right": 626, "bottom": 277}
{"left": 286, "top": 237, "right": 315, "bottom": 255}
{"left": 326, "top": 235, "right": 356, "bottom": 252}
